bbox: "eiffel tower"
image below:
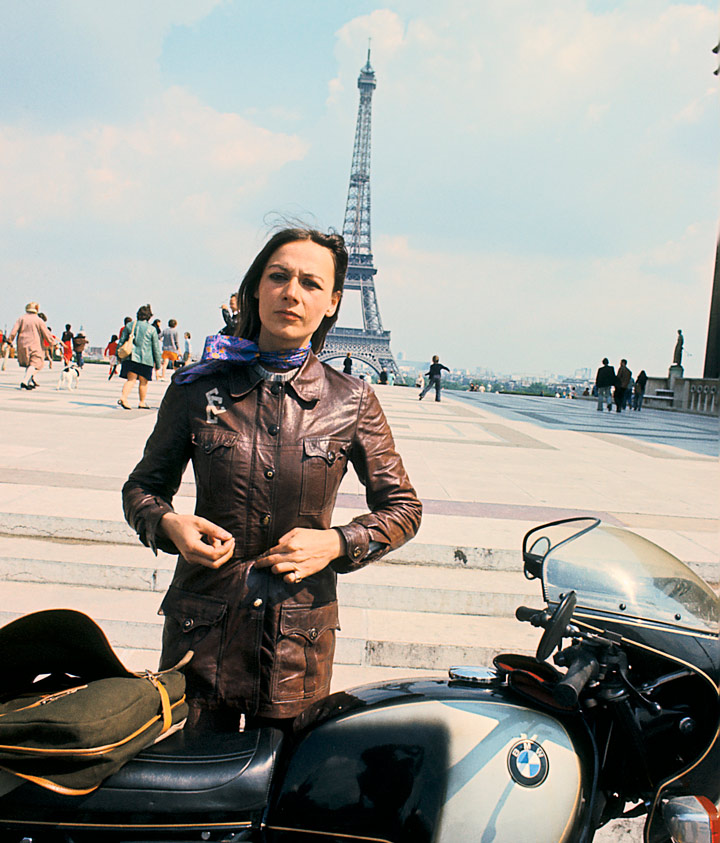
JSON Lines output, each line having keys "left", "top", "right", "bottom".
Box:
{"left": 319, "top": 50, "right": 400, "bottom": 378}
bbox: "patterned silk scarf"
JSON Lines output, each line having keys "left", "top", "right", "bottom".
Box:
{"left": 173, "top": 335, "right": 310, "bottom": 384}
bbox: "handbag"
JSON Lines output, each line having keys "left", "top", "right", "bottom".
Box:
{"left": 0, "top": 609, "right": 189, "bottom": 795}
{"left": 117, "top": 321, "right": 136, "bottom": 361}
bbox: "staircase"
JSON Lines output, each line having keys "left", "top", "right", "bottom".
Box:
{"left": 0, "top": 525, "right": 543, "bottom": 688}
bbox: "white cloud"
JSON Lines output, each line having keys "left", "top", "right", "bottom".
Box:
{"left": 0, "top": 87, "right": 308, "bottom": 228}
{"left": 373, "top": 223, "right": 715, "bottom": 378}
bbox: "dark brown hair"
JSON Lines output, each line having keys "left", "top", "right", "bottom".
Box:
{"left": 236, "top": 227, "right": 348, "bottom": 353}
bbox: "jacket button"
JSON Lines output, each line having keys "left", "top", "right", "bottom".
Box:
{"left": 270, "top": 382, "right": 282, "bottom": 395}
{"left": 327, "top": 451, "right": 336, "bottom": 463}
{"left": 265, "top": 469, "right": 275, "bottom": 479}
{"left": 182, "top": 618, "right": 194, "bottom": 630}
{"left": 260, "top": 514, "right": 271, "bottom": 526}
{"left": 268, "top": 424, "right": 279, "bottom": 436}
{"left": 308, "top": 628, "right": 318, "bottom": 640}
{"left": 352, "top": 547, "right": 362, "bottom": 558}
{"left": 253, "top": 598, "right": 263, "bottom": 608}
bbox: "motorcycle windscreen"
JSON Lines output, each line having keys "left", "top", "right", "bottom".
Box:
{"left": 542, "top": 524, "right": 720, "bottom": 636}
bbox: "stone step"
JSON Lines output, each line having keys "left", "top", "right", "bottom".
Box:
{"left": 2, "top": 512, "right": 718, "bottom": 587}
{"left": 0, "top": 535, "right": 539, "bottom": 619}
{"left": 0, "top": 581, "right": 542, "bottom": 677}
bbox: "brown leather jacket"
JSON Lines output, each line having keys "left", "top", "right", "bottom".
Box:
{"left": 122, "top": 354, "right": 422, "bottom": 718}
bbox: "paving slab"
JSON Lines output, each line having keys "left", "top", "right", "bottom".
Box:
{"left": 0, "top": 364, "right": 714, "bottom": 843}
{"left": 1, "top": 364, "right": 718, "bottom": 654}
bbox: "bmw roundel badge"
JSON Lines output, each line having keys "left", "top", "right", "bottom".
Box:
{"left": 507, "top": 739, "right": 549, "bottom": 787}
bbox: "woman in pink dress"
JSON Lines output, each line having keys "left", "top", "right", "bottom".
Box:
{"left": 8, "top": 302, "right": 56, "bottom": 390}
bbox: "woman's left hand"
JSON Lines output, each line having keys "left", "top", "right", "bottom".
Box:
{"left": 254, "top": 528, "right": 346, "bottom": 584}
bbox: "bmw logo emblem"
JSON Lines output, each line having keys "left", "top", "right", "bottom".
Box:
{"left": 507, "top": 739, "right": 549, "bottom": 787}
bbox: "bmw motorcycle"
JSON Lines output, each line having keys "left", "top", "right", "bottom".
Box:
{"left": 1, "top": 517, "right": 718, "bottom": 843}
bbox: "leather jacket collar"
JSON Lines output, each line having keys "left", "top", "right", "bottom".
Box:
{"left": 227, "top": 350, "right": 326, "bottom": 403}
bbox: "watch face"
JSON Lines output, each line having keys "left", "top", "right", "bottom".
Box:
{"left": 507, "top": 739, "right": 549, "bottom": 788}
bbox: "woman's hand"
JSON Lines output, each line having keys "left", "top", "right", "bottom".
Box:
{"left": 160, "top": 513, "right": 235, "bottom": 568}
{"left": 254, "top": 528, "right": 345, "bottom": 584}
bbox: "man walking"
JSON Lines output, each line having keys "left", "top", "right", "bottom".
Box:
{"left": 614, "top": 359, "right": 632, "bottom": 413}
{"left": 594, "top": 358, "right": 615, "bottom": 411}
{"left": 419, "top": 355, "right": 450, "bottom": 402}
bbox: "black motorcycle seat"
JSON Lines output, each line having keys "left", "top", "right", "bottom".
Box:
{"left": 0, "top": 727, "right": 284, "bottom": 825}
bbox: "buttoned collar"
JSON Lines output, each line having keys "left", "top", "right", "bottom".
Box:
{"left": 226, "top": 350, "right": 325, "bottom": 402}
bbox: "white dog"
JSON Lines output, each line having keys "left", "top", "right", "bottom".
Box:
{"left": 57, "top": 362, "right": 80, "bottom": 390}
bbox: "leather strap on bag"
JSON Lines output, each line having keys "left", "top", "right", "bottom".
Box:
{"left": 143, "top": 673, "right": 172, "bottom": 734}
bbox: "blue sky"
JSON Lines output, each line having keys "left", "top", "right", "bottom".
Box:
{"left": 1, "top": 0, "right": 717, "bottom": 377}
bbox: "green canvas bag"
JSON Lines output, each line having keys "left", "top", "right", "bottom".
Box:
{"left": 0, "top": 609, "right": 188, "bottom": 795}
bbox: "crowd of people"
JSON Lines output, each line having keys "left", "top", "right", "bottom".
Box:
{"left": 594, "top": 357, "right": 648, "bottom": 412}
{"left": 0, "top": 302, "right": 195, "bottom": 402}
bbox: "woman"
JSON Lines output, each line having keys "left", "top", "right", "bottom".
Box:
{"left": 8, "top": 302, "right": 55, "bottom": 390}
{"left": 61, "top": 324, "right": 74, "bottom": 365}
{"left": 117, "top": 304, "right": 162, "bottom": 409}
{"left": 122, "top": 228, "right": 421, "bottom": 732}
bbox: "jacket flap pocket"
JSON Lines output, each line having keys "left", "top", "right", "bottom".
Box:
{"left": 192, "top": 430, "right": 238, "bottom": 454}
{"left": 159, "top": 586, "right": 227, "bottom": 632}
{"left": 280, "top": 602, "right": 340, "bottom": 644}
{"left": 303, "top": 438, "right": 350, "bottom": 465}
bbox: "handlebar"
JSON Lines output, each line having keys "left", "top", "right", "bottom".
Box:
{"left": 515, "top": 606, "right": 551, "bottom": 627}
{"left": 515, "top": 606, "right": 541, "bottom": 623}
{"left": 554, "top": 650, "right": 599, "bottom": 707}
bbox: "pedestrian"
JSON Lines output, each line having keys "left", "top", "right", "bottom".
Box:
{"left": 72, "top": 331, "right": 88, "bottom": 368}
{"left": 61, "top": 324, "right": 74, "bottom": 365}
{"left": 152, "top": 318, "right": 162, "bottom": 337}
{"left": 105, "top": 334, "right": 119, "bottom": 379}
{"left": 388, "top": 371, "right": 395, "bottom": 386}
{"left": 117, "top": 304, "right": 162, "bottom": 410}
{"left": 38, "top": 313, "right": 56, "bottom": 369}
{"left": 122, "top": 226, "right": 421, "bottom": 733}
{"left": 159, "top": 319, "right": 181, "bottom": 380}
{"left": 342, "top": 352, "right": 352, "bottom": 374}
{"left": 634, "top": 370, "right": 648, "bottom": 411}
{"left": 415, "top": 374, "right": 425, "bottom": 390}
{"left": 623, "top": 376, "right": 635, "bottom": 410}
{"left": 614, "top": 359, "right": 632, "bottom": 413}
{"left": 378, "top": 367, "right": 388, "bottom": 384}
{"left": 8, "top": 302, "right": 56, "bottom": 390}
{"left": 182, "top": 331, "right": 192, "bottom": 365}
{"left": 594, "top": 357, "right": 616, "bottom": 411}
{"left": 419, "top": 355, "right": 450, "bottom": 402}
{"left": 0, "top": 332, "right": 13, "bottom": 370}
{"left": 220, "top": 294, "right": 239, "bottom": 336}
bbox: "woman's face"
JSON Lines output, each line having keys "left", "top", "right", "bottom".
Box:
{"left": 255, "top": 240, "right": 340, "bottom": 351}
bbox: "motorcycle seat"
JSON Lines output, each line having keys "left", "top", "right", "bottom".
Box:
{"left": 0, "top": 727, "right": 284, "bottom": 828}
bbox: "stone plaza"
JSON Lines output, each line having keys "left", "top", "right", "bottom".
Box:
{"left": 0, "top": 362, "right": 717, "bottom": 842}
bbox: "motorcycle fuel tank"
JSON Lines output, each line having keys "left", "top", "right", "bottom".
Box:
{"left": 267, "top": 681, "right": 587, "bottom": 843}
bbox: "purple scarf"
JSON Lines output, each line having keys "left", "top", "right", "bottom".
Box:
{"left": 174, "top": 335, "right": 310, "bottom": 384}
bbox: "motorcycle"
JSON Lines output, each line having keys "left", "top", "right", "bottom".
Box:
{"left": 1, "top": 516, "right": 718, "bottom": 843}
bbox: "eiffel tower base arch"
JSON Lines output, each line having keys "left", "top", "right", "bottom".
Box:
{"left": 319, "top": 327, "right": 401, "bottom": 378}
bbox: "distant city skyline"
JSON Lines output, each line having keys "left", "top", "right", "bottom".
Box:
{"left": 1, "top": 1, "right": 717, "bottom": 378}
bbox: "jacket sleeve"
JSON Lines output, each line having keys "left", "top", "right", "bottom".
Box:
{"left": 151, "top": 328, "right": 162, "bottom": 369}
{"left": 333, "top": 382, "right": 422, "bottom": 573}
{"left": 122, "top": 381, "right": 193, "bottom": 555}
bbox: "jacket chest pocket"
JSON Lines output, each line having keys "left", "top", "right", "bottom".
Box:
{"left": 299, "top": 437, "right": 350, "bottom": 515}
{"left": 158, "top": 586, "right": 228, "bottom": 695}
{"left": 191, "top": 429, "right": 239, "bottom": 498}
{"left": 271, "top": 602, "right": 340, "bottom": 702}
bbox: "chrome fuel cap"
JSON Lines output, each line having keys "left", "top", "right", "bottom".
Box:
{"left": 448, "top": 666, "right": 499, "bottom": 685}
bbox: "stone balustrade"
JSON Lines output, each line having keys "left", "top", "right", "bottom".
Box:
{"left": 643, "top": 376, "right": 719, "bottom": 416}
